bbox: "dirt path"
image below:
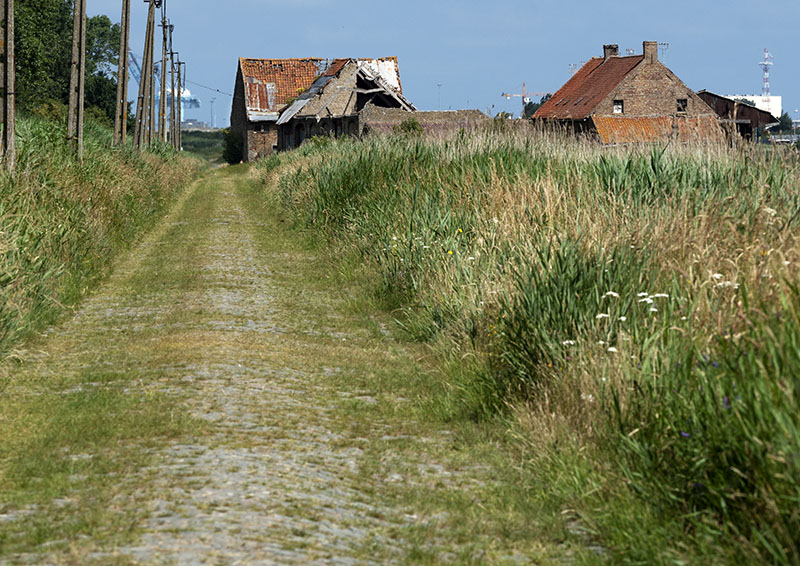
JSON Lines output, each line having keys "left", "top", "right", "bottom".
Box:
{"left": 0, "top": 167, "right": 569, "bottom": 565}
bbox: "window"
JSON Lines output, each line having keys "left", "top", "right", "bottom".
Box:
{"left": 613, "top": 100, "right": 624, "bottom": 114}
{"left": 676, "top": 98, "right": 688, "bottom": 113}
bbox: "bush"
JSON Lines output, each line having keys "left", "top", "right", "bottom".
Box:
{"left": 222, "top": 128, "right": 243, "bottom": 164}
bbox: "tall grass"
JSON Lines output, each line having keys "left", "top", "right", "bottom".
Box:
{"left": 0, "top": 116, "right": 200, "bottom": 355}
{"left": 256, "top": 130, "right": 800, "bottom": 563}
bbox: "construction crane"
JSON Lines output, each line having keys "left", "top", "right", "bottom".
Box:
{"left": 501, "top": 83, "right": 551, "bottom": 117}
{"left": 129, "top": 50, "right": 160, "bottom": 84}
{"left": 128, "top": 50, "right": 200, "bottom": 110}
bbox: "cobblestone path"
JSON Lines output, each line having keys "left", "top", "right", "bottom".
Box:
{"left": 0, "top": 168, "right": 563, "bottom": 565}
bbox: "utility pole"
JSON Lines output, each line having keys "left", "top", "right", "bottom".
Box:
{"left": 169, "top": 33, "right": 177, "bottom": 149}
{"left": 158, "top": 0, "right": 168, "bottom": 142}
{"left": 113, "top": 0, "right": 131, "bottom": 145}
{"left": 176, "top": 60, "right": 184, "bottom": 150}
{"left": 210, "top": 97, "right": 216, "bottom": 129}
{"left": 134, "top": 0, "right": 157, "bottom": 149}
{"left": 0, "top": 0, "right": 15, "bottom": 172}
{"left": 67, "top": 0, "right": 87, "bottom": 159}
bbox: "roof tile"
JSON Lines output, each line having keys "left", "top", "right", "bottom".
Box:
{"left": 592, "top": 115, "right": 723, "bottom": 144}
{"left": 534, "top": 56, "right": 644, "bottom": 119}
{"left": 240, "top": 58, "right": 327, "bottom": 113}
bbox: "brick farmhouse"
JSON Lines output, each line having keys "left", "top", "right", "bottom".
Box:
{"left": 533, "top": 41, "right": 722, "bottom": 144}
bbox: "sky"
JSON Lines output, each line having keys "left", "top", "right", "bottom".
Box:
{"left": 89, "top": 0, "right": 800, "bottom": 127}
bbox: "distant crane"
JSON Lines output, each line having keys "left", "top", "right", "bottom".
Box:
{"left": 501, "top": 83, "right": 551, "bottom": 117}
{"left": 129, "top": 49, "right": 200, "bottom": 111}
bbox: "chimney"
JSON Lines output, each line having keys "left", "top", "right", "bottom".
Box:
{"left": 643, "top": 41, "right": 658, "bottom": 64}
{"left": 603, "top": 44, "right": 619, "bottom": 61}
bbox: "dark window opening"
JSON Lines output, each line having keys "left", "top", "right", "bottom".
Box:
{"left": 677, "top": 98, "right": 688, "bottom": 113}
{"left": 613, "top": 100, "right": 624, "bottom": 114}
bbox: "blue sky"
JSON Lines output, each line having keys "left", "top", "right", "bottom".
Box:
{"left": 89, "top": 0, "right": 800, "bottom": 127}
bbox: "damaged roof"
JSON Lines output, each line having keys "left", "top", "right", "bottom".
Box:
{"left": 534, "top": 55, "right": 644, "bottom": 120}
{"left": 239, "top": 58, "right": 334, "bottom": 121}
{"left": 239, "top": 57, "right": 405, "bottom": 123}
{"left": 276, "top": 58, "right": 414, "bottom": 126}
{"left": 592, "top": 115, "right": 722, "bottom": 144}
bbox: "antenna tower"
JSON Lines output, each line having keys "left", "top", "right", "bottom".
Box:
{"left": 760, "top": 48, "right": 773, "bottom": 97}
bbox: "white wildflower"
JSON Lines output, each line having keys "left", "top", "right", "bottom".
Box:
{"left": 581, "top": 393, "right": 595, "bottom": 403}
{"left": 651, "top": 293, "right": 669, "bottom": 298}
{"left": 618, "top": 316, "right": 627, "bottom": 321}
{"left": 607, "top": 346, "right": 618, "bottom": 353}
{"left": 562, "top": 340, "right": 576, "bottom": 346}
{"left": 598, "top": 340, "right": 606, "bottom": 346}
{"left": 649, "top": 307, "right": 658, "bottom": 312}
{"left": 715, "top": 281, "right": 740, "bottom": 289}
{"left": 392, "top": 236, "right": 398, "bottom": 241}
{"left": 596, "top": 313, "right": 610, "bottom": 319}
{"left": 681, "top": 316, "right": 688, "bottom": 321}
{"left": 638, "top": 297, "right": 654, "bottom": 304}
{"left": 712, "top": 273, "right": 724, "bottom": 280}
{"left": 785, "top": 261, "right": 791, "bottom": 266}
{"left": 638, "top": 292, "right": 650, "bottom": 297}
{"left": 467, "top": 256, "right": 475, "bottom": 261}
{"left": 603, "top": 291, "right": 620, "bottom": 298}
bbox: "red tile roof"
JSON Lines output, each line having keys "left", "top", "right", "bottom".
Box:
{"left": 534, "top": 56, "right": 644, "bottom": 119}
{"left": 592, "top": 115, "right": 723, "bottom": 144}
{"left": 239, "top": 58, "right": 327, "bottom": 113}
{"left": 323, "top": 58, "right": 350, "bottom": 78}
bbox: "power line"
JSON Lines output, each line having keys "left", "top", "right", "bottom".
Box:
{"left": 185, "top": 79, "right": 232, "bottom": 97}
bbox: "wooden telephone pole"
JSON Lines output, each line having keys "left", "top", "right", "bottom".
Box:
{"left": 1, "top": 0, "right": 15, "bottom": 172}
{"left": 158, "top": 1, "right": 168, "bottom": 142}
{"left": 67, "top": 0, "right": 87, "bottom": 159}
{"left": 134, "top": 0, "right": 158, "bottom": 149}
{"left": 176, "top": 59, "right": 184, "bottom": 150}
{"left": 113, "top": 0, "right": 131, "bottom": 145}
{"left": 169, "top": 46, "right": 177, "bottom": 149}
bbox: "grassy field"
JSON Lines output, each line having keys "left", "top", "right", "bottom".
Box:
{"left": 181, "top": 130, "right": 225, "bottom": 165}
{"left": 0, "top": 116, "right": 201, "bottom": 357}
{"left": 255, "top": 130, "right": 800, "bottom": 564}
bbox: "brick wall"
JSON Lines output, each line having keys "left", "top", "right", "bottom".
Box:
{"left": 246, "top": 126, "right": 278, "bottom": 161}
{"left": 359, "top": 107, "right": 488, "bottom": 136}
{"left": 595, "top": 60, "right": 714, "bottom": 118}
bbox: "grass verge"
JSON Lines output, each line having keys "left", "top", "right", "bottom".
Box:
{"left": 254, "top": 130, "right": 800, "bottom": 564}
{"left": 0, "top": 116, "right": 202, "bottom": 357}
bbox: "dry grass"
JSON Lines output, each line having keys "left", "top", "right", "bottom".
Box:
{"left": 257, "top": 128, "right": 800, "bottom": 564}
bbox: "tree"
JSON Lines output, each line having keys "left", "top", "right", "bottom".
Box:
{"left": 524, "top": 94, "right": 551, "bottom": 118}
{"left": 776, "top": 112, "right": 793, "bottom": 133}
{"left": 14, "top": 1, "right": 121, "bottom": 123}
{"left": 15, "top": 0, "right": 73, "bottom": 111}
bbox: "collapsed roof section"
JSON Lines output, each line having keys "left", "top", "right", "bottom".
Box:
{"left": 277, "top": 59, "right": 415, "bottom": 126}
{"left": 238, "top": 56, "right": 411, "bottom": 124}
